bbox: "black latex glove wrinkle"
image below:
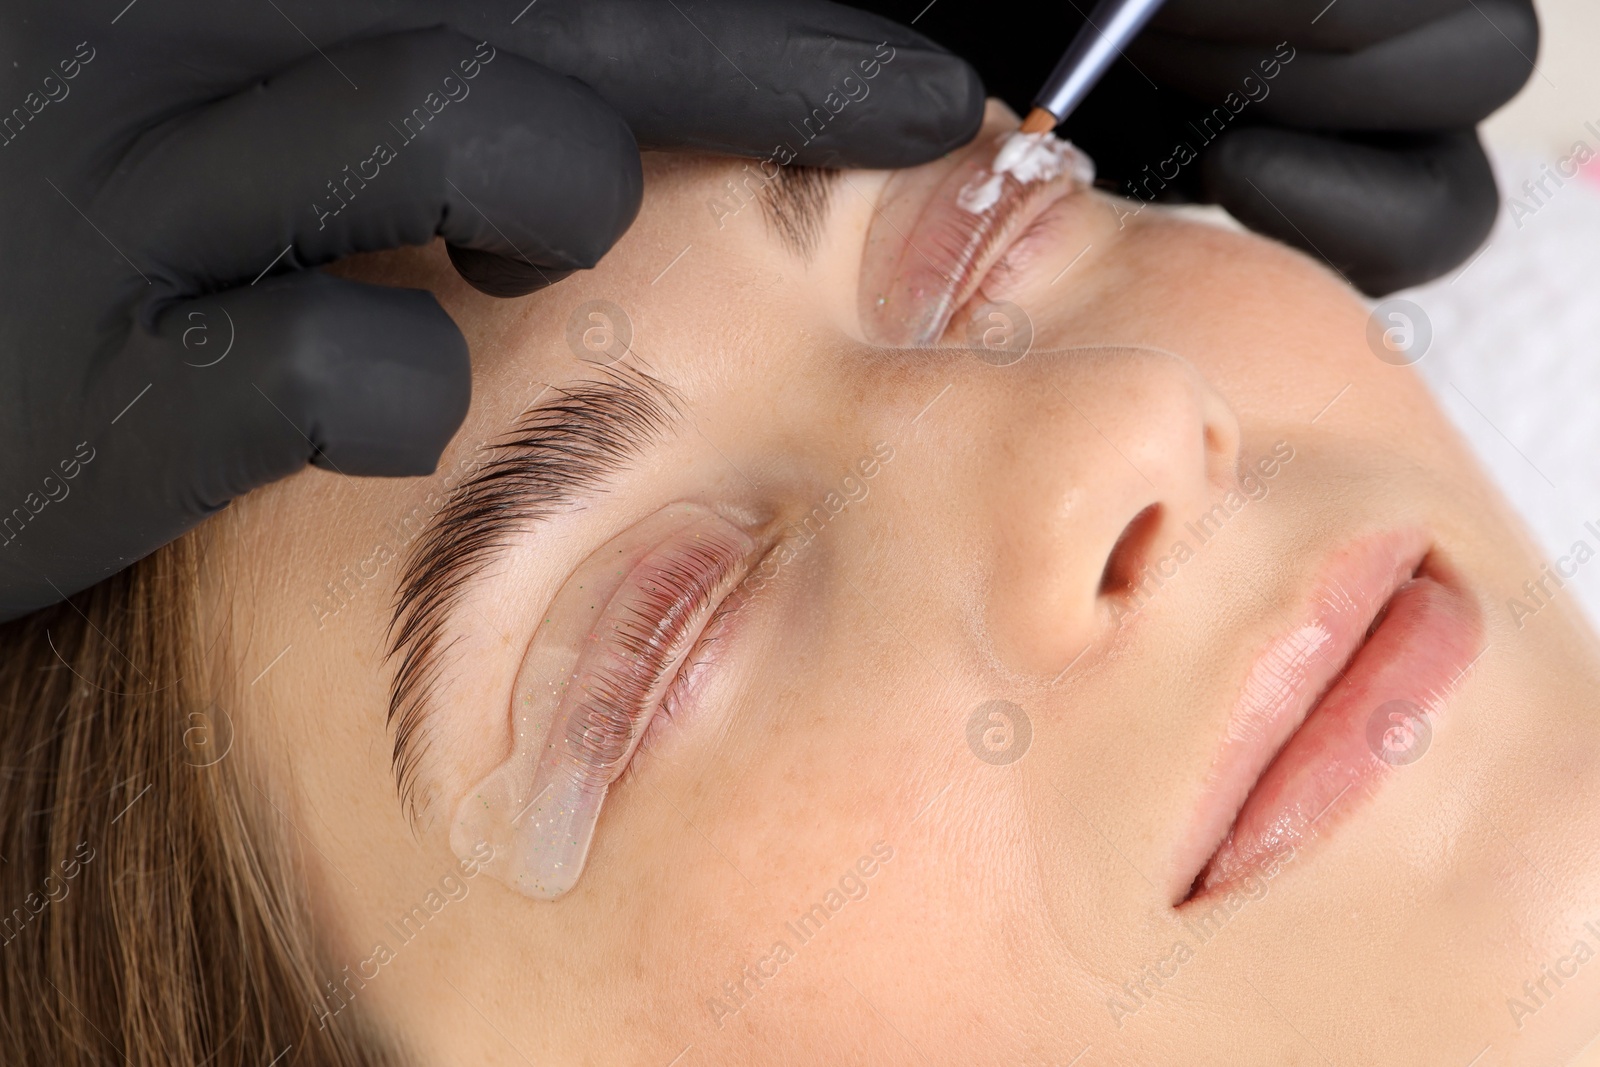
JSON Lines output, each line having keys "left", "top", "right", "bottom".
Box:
{"left": 0, "top": 0, "right": 983, "bottom": 621}
{"left": 851, "top": 0, "right": 1537, "bottom": 296}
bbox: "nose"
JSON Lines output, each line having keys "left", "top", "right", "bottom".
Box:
{"left": 973, "top": 346, "right": 1241, "bottom": 676}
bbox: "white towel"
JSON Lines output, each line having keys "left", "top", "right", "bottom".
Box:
{"left": 1399, "top": 146, "right": 1600, "bottom": 633}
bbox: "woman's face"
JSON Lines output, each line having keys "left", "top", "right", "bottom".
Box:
{"left": 214, "top": 104, "right": 1600, "bottom": 1064}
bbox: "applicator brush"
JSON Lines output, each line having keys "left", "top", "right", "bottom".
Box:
{"left": 1020, "top": 0, "right": 1170, "bottom": 135}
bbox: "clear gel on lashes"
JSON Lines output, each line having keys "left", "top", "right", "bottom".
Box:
{"left": 451, "top": 507, "right": 755, "bottom": 900}
{"left": 858, "top": 128, "right": 1095, "bottom": 348}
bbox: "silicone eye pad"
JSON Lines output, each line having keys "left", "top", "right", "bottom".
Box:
{"left": 451, "top": 503, "right": 756, "bottom": 899}
{"left": 859, "top": 129, "right": 1094, "bottom": 348}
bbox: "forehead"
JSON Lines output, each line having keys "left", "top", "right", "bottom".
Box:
{"left": 626, "top": 153, "right": 783, "bottom": 254}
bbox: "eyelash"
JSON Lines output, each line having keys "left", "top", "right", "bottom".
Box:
{"left": 943, "top": 175, "right": 1066, "bottom": 302}
{"left": 633, "top": 593, "right": 745, "bottom": 769}
{"left": 386, "top": 365, "right": 686, "bottom": 823}
{"left": 567, "top": 533, "right": 753, "bottom": 782}
{"left": 942, "top": 199, "right": 1072, "bottom": 342}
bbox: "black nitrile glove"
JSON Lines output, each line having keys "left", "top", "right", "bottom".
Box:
{"left": 0, "top": 1, "right": 983, "bottom": 621}
{"left": 851, "top": 0, "right": 1537, "bottom": 295}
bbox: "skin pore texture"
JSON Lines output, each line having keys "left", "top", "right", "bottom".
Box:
{"left": 206, "top": 103, "right": 1600, "bottom": 1065}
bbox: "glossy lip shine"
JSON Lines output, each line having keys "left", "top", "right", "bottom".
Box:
{"left": 1174, "top": 529, "right": 1484, "bottom": 905}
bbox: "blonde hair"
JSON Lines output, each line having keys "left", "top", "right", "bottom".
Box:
{"left": 0, "top": 534, "right": 397, "bottom": 1065}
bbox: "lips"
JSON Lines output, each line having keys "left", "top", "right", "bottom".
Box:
{"left": 1174, "top": 530, "right": 1484, "bottom": 905}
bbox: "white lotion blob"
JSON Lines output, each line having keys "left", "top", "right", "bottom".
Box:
{"left": 956, "top": 130, "right": 1096, "bottom": 214}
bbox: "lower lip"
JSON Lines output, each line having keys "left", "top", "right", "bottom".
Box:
{"left": 1189, "top": 552, "right": 1483, "bottom": 900}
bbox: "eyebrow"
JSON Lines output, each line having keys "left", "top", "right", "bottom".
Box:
{"left": 382, "top": 165, "right": 839, "bottom": 819}
{"left": 760, "top": 165, "right": 841, "bottom": 259}
{"left": 384, "top": 365, "right": 684, "bottom": 822}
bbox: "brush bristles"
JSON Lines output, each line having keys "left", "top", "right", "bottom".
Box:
{"left": 1020, "top": 107, "right": 1058, "bottom": 135}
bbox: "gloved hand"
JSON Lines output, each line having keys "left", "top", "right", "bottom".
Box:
{"left": 852, "top": 0, "right": 1537, "bottom": 296}
{"left": 0, "top": 0, "right": 982, "bottom": 621}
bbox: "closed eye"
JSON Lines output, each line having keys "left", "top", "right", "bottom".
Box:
{"left": 384, "top": 363, "right": 684, "bottom": 825}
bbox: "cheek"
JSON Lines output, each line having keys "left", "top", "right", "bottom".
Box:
{"left": 1063, "top": 214, "right": 1456, "bottom": 446}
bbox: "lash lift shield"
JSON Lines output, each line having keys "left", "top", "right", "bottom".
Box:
{"left": 451, "top": 504, "right": 756, "bottom": 899}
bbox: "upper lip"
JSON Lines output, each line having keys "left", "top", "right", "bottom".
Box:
{"left": 1168, "top": 528, "right": 1433, "bottom": 904}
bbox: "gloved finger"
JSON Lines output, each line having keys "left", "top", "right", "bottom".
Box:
{"left": 487, "top": 0, "right": 985, "bottom": 168}
{"left": 11, "top": 270, "right": 470, "bottom": 616}
{"left": 1151, "top": 0, "right": 1467, "bottom": 52}
{"left": 1200, "top": 126, "right": 1497, "bottom": 295}
{"left": 1132, "top": 0, "right": 1537, "bottom": 130}
{"left": 117, "top": 271, "right": 470, "bottom": 486}
{"left": 101, "top": 28, "right": 640, "bottom": 304}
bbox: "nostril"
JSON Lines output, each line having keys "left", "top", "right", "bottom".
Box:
{"left": 1099, "top": 503, "right": 1163, "bottom": 596}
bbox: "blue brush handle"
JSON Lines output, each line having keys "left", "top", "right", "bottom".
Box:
{"left": 1033, "top": 0, "right": 1170, "bottom": 124}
